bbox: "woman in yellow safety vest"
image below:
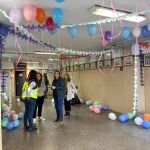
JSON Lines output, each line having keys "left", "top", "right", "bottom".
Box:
{"left": 22, "top": 70, "right": 38, "bottom": 132}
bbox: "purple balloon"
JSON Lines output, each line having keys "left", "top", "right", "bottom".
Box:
{"left": 104, "top": 31, "right": 112, "bottom": 41}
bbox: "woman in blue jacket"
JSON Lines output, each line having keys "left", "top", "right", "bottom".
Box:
{"left": 51, "top": 70, "right": 65, "bottom": 124}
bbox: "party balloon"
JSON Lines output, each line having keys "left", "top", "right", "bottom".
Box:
{"left": 52, "top": 8, "right": 64, "bottom": 25}
{"left": 108, "top": 113, "right": 116, "bottom": 121}
{"left": 50, "top": 28, "right": 58, "bottom": 35}
{"left": 128, "top": 112, "right": 134, "bottom": 120}
{"left": 68, "top": 26, "right": 77, "bottom": 38}
{"left": 3, "top": 112, "right": 9, "bottom": 118}
{"left": 18, "top": 112, "right": 23, "bottom": 119}
{"left": 102, "top": 104, "right": 109, "bottom": 111}
{"left": 104, "top": 31, "right": 112, "bottom": 41}
{"left": 2, "top": 120, "right": 9, "bottom": 128}
{"left": 132, "top": 44, "right": 139, "bottom": 55}
{"left": 0, "top": 23, "right": 9, "bottom": 37}
{"left": 10, "top": 8, "right": 22, "bottom": 26}
{"left": 3, "top": 107, "right": 10, "bottom": 113}
{"left": 87, "top": 24, "right": 97, "bottom": 37}
{"left": 142, "top": 120, "right": 150, "bottom": 129}
{"left": 137, "top": 114, "right": 143, "bottom": 118}
{"left": 12, "top": 114, "right": 18, "bottom": 120}
{"left": 86, "top": 101, "right": 91, "bottom": 107}
{"left": 134, "top": 117, "right": 143, "bottom": 126}
{"left": 36, "top": 8, "right": 46, "bottom": 24}
{"left": 122, "top": 27, "right": 131, "bottom": 39}
{"left": 132, "top": 27, "right": 141, "bottom": 38}
{"left": 55, "top": 0, "right": 65, "bottom": 2}
{"left": 93, "top": 101, "right": 100, "bottom": 106}
{"left": 89, "top": 105, "right": 94, "bottom": 111}
{"left": 94, "top": 104, "right": 102, "bottom": 109}
{"left": 13, "top": 120, "right": 20, "bottom": 128}
{"left": 94, "top": 107, "right": 101, "bottom": 114}
{"left": 119, "top": 114, "right": 128, "bottom": 123}
{"left": 89, "top": 100, "right": 93, "bottom": 105}
{"left": 143, "top": 113, "right": 150, "bottom": 121}
{"left": 126, "top": 34, "right": 133, "bottom": 41}
{"left": 23, "top": 5, "right": 37, "bottom": 22}
{"left": 7, "top": 122, "right": 14, "bottom": 130}
{"left": 45, "top": 17, "right": 57, "bottom": 32}
{"left": 10, "top": 110, "right": 16, "bottom": 117}
{"left": 141, "top": 26, "right": 150, "bottom": 37}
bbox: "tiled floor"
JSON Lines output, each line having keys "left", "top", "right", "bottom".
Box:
{"left": 2, "top": 99, "right": 150, "bottom": 150}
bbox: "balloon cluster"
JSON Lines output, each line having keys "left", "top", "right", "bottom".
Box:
{"left": 86, "top": 100, "right": 109, "bottom": 114}
{"left": 1, "top": 104, "right": 23, "bottom": 130}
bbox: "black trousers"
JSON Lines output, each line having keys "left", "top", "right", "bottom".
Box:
{"left": 33, "top": 96, "right": 44, "bottom": 118}
{"left": 64, "top": 98, "right": 71, "bottom": 112}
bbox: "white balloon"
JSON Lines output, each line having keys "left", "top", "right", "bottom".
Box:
{"left": 134, "top": 117, "right": 143, "bottom": 126}
{"left": 132, "top": 44, "right": 139, "bottom": 55}
{"left": 132, "top": 27, "right": 141, "bottom": 38}
{"left": 108, "top": 112, "right": 116, "bottom": 121}
{"left": 10, "top": 8, "right": 22, "bottom": 26}
{"left": 148, "top": 24, "right": 150, "bottom": 31}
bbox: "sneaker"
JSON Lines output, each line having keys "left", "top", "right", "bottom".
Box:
{"left": 57, "top": 121, "right": 63, "bottom": 125}
{"left": 38, "top": 117, "right": 45, "bottom": 121}
{"left": 64, "top": 112, "right": 69, "bottom": 117}
{"left": 33, "top": 118, "right": 36, "bottom": 124}
{"left": 53, "top": 118, "right": 59, "bottom": 122}
{"left": 24, "top": 126, "right": 29, "bottom": 130}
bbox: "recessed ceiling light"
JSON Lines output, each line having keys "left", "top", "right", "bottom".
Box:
{"left": 90, "top": 5, "right": 146, "bottom": 23}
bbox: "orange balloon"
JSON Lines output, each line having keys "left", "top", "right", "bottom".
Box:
{"left": 36, "top": 8, "right": 46, "bottom": 24}
{"left": 143, "top": 113, "right": 150, "bottom": 121}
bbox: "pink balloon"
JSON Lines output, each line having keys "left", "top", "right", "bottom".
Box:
{"left": 10, "top": 8, "right": 22, "bottom": 25}
{"left": 10, "top": 110, "right": 16, "bottom": 117}
{"left": 94, "top": 107, "right": 101, "bottom": 114}
{"left": 23, "top": 5, "right": 37, "bottom": 22}
{"left": 89, "top": 105, "right": 94, "bottom": 112}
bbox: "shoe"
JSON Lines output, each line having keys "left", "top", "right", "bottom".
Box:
{"left": 38, "top": 117, "right": 45, "bottom": 121}
{"left": 28, "top": 126, "right": 38, "bottom": 132}
{"left": 64, "top": 112, "right": 69, "bottom": 117}
{"left": 33, "top": 118, "right": 36, "bottom": 124}
{"left": 24, "top": 126, "right": 29, "bottom": 130}
{"left": 57, "top": 121, "right": 63, "bottom": 125}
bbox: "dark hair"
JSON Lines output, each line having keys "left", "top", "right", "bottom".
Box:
{"left": 27, "top": 70, "right": 37, "bottom": 82}
{"left": 44, "top": 73, "right": 47, "bottom": 78}
{"left": 65, "top": 73, "right": 71, "bottom": 82}
{"left": 54, "top": 70, "right": 61, "bottom": 80}
{"left": 37, "top": 72, "right": 42, "bottom": 87}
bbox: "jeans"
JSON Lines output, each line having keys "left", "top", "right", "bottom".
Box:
{"left": 33, "top": 96, "right": 44, "bottom": 118}
{"left": 64, "top": 98, "right": 71, "bottom": 112}
{"left": 24, "top": 98, "right": 36, "bottom": 129}
{"left": 54, "top": 97, "right": 63, "bottom": 121}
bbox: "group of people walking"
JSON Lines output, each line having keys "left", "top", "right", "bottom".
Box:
{"left": 22, "top": 70, "right": 77, "bottom": 131}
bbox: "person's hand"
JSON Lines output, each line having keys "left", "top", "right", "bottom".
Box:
{"left": 51, "top": 86, "right": 56, "bottom": 89}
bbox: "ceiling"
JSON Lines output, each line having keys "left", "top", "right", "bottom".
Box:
{"left": 0, "top": 0, "right": 150, "bottom": 62}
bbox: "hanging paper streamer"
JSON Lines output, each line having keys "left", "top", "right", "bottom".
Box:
{"left": 139, "top": 50, "right": 144, "bottom": 86}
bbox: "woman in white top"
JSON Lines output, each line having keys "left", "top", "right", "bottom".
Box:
{"left": 33, "top": 73, "right": 46, "bottom": 123}
{"left": 64, "top": 73, "right": 77, "bottom": 116}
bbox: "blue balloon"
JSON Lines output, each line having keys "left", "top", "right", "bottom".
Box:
{"left": 0, "top": 23, "right": 9, "bottom": 37}
{"left": 13, "top": 120, "right": 20, "bottom": 128}
{"left": 141, "top": 26, "right": 150, "bottom": 37}
{"left": 137, "top": 114, "right": 143, "bottom": 118}
{"left": 7, "top": 122, "right": 14, "bottom": 130}
{"left": 52, "top": 8, "right": 64, "bottom": 25}
{"left": 102, "top": 105, "right": 109, "bottom": 111}
{"left": 68, "top": 26, "right": 77, "bottom": 38}
{"left": 122, "top": 27, "right": 131, "bottom": 39}
{"left": 119, "top": 114, "right": 128, "bottom": 123}
{"left": 126, "top": 34, "right": 133, "bottom": 41}
{"left": 87, "top": 24, "right": 97, "bottom": 37}
{"left": 55, "top": 0, "right": 65, "bottom": 2}
{"left": 18, "top": 112, "right": 23, "bottom": 119}
{"left": 85, "top": 101, "right": 90, "bottom": 107}
{"left": 2, "top": 117, "right": 9, "bottom": 122}
{"left": 142, "top": 120, "right": 150, "bottom": 129}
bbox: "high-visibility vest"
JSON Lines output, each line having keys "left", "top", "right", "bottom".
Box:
{"left": 22, "top": 81, "right": 38, "bottom": 100}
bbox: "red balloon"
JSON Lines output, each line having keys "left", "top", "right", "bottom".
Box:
{"left": 45, "top": 17, "right": 56, "bottom": 32}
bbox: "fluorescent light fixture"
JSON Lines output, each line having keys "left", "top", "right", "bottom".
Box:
{"left": 48, "top": 58, "right": 59, "bottom": 61}
{"left": 26, "top": 62, "right": 39, "bottom": 64}
{"left": 35, "top": 51, "right": 57, "bottom": 55}
{"left": 90, "top": 5, "right": 146, "bottom": 23}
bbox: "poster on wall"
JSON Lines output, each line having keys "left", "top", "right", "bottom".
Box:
{"left": 114, "top": 58, "right": 122, "bottom": 67}
{"left": 84, "top": 63, "right": 90, "bottom": 70}
{"left": 123, "top": 56, "right": 133, "bottom": 66}
{"left": 79, "top": 64, "right": 85, "bottom": 71}
{"left": 90, "top": 55, "right": 97, "bottom": 62}
{"left": 74, "top": 65, "right": 79, "bottom": 71}
{"left": 98, "top": 61, "right": 103, "bottom": 68}
{"left": 104, "top": 51, "right": 112, "bottom": 60}
{"left": 73, "top": 59, "right": 79, "bottom": 65}
{"left": 104, "top": 59, "right": 112, "bottom": 68}
{"left": 113, "top": 49, "right": 122, "bottom": 58}
{"left": 79, "top": 57, "right": 89, "bottom": 64}
{"left": 144, "top": 54, "right": 150, "bottom": 66}
{"left": 90, "top": 62, "right": 97, "bottom": 70}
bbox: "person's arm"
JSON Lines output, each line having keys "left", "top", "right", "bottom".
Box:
{"left": 27, "top": 81, "right": 36, "bottom": 97}
{"left": 55, "top": 79, "right": 64, "bottom": 90}
{"left": 71, "top": 80, "right": 77, "bottom": 93}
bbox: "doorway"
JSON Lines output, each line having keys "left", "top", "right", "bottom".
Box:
{"left": 15, "top": 71, "right": 26, "bottom": 96}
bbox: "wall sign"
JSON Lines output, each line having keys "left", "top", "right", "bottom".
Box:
{"left": 123, "top": 56, "right": 134, "bottom": 66}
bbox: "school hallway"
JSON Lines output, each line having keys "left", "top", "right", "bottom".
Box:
{"left": 2, "top": 99, "right": 150, "bottom": 150}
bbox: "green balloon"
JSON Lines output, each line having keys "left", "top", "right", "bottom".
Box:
{"left": 2, "top": 120, "right": 9, "bottom": 128}
{"left": 93, "top": 101, "right": 99, "bottom": 106}
{"left": 128, "top": 113, "right": 134, "bottom": 120}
